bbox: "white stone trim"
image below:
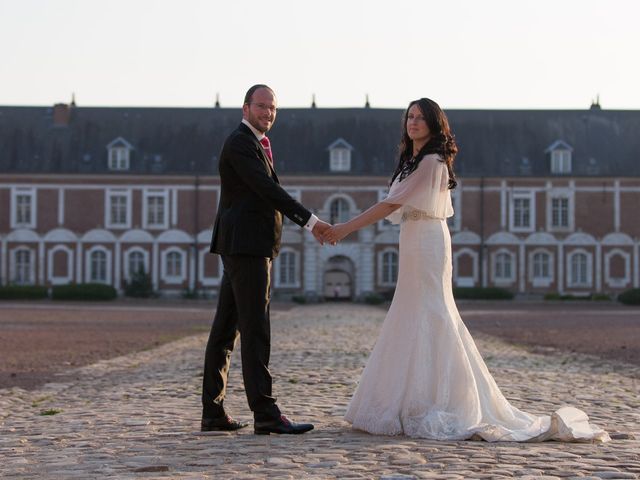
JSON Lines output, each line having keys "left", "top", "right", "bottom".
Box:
{"left": 161, "top": 247, "right": 187, "bottom": 284}
{"left": 500, "top": 181, "right": 507, "bottom": 229}
{"left": 274, "top": 247, "right": 301, "bottom": 288}
{"left": 377, "top": 247, "right": 399, "bottom": 287}
{"left": 58, "top": 188, "right": 65, "bottom": 225}
{"left": 47, "top": 245, "right": 74, "bottom": 285}
{"left": 614, "top": 179, "right": 620, "bottom": 232}
{"left": 566, "top": 248, "right": 593, "bottom": 288}
{"left": 491, "top": 248, "right": 517, "bottom": 286}
{"left": 1, "top": 236, "right": 7, "bottom": 285}
{"left": 10, "top": 187, "right": 37, "bottom": 229}
{"left": 604, "top": 248, "right": 631, "bottom": 289}
{"left": 85, "top": 245, "right": 112, "bottom": 285}
{"left": 448, "top": 186, "right": 462, "bottom": 232}
{"left": 453, "top": 248, "right": 479, "bottom": 287}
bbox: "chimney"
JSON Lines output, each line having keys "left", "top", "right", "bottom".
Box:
{"left": 53, "top": 103, "right": 71, "bottom": 127}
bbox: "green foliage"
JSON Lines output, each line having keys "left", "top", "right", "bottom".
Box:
{"left": 453, "top": 287, "right": 514, "bottom": 300}
{"left": 124, "top": 269, "right": 153, "bottom": 298}
{"left": 618, "top": 288, "right": 640, "bottom": 305}
{"left": 544, "top": 292, "right": 610, "bottom": 301}
{"left": 52, "top": 283, "right": 117, "bottom": 301}
{"left": 291, "top": 295, "right": 307, "bottom": 304}
{"left": 363, "top": 293, "right": 385, "bottom": 305}
{"left": 40, "top": 409, "right": 62, "bottom": 416}
{"left": 0, "top": 285, "right": 48, "bottom": 300}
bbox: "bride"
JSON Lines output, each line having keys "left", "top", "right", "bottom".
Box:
{"left": 322, "top": 98, "right": 609, "bottom": 442}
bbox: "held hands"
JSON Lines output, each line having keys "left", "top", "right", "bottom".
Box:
{"left": 322, "top": 223, "right": 351, "bottom": 245}
{"left": 311, "top": 220, "right": 331, "bottom": 245}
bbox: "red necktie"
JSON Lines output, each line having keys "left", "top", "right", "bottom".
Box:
{"left": 260, "top": 136, "right": 273, "bottom": 166}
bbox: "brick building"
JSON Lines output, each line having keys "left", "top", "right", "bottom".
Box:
{"left": 1, "top": 100, "right": 639, "bottom": 298}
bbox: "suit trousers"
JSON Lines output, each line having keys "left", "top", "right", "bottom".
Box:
{"left": 202, "top": 254, "right": 281, "bottom": 421}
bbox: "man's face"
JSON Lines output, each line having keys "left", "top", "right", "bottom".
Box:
{"left": 242, "top": 88, "right": 277, "bottom": 134}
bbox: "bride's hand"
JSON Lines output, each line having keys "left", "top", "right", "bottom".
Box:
{"left": 323, "top": 223, "right": 350, "bottom": 244}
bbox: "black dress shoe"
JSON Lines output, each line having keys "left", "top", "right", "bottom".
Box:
{"left": 254, "top": 415, "right": 314, "bottom": 435}
{"left": 201, "top": 414, "right": 249, "bottom": 432}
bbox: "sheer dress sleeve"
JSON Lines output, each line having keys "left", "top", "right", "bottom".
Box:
{"left": 383, "top": 154, "right": 454, "bottom": 224}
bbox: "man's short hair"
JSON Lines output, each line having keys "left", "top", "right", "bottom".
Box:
{"left": 244, "top": 84, "right": 274, "bottom": 105}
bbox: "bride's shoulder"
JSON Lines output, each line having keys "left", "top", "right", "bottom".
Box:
{"left": 418, "top": 153, "right": 445, "bottom": 168}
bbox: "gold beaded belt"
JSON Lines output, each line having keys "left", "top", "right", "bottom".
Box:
{"left": 401, "top": 210, "right": 432, "bottom": 221}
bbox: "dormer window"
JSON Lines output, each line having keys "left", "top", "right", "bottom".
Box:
{"left": 107, "top": 137, "right": 134, "bottom": 171}
{"left": 327, "top": 138, "right": 354, "bottom": 172}
{"left": 545, "top": 140, "right": 573, "bottom": 175}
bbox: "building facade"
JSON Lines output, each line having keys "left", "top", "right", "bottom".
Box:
{"left": 1, "top": 101, "right": 639, "bottom": 298}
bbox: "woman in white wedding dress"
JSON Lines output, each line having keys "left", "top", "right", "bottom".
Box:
{"left": 323, "top": 98, "right": 609, "bottom": 443}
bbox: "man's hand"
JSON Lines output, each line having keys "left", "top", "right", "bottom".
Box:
{"left": 311, "top": 220, "right": 331, "bottom": 245}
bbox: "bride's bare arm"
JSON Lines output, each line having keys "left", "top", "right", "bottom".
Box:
{"left": 323, "top": 201, "right": 400, "bottom": 244}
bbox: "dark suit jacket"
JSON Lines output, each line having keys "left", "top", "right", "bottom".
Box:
{"left": 210, "top": 123, "right": 312, "bottom": 258}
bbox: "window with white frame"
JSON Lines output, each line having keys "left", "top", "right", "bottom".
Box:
{"left": 509, "top": 191, "right": 535, "bottom": 232}
{"left": 551, "top": 197, "right": 569, "bottom": 228}
{"left": 11, "top": 188, "right": 36, "bottom": 228}
{"left": 106, "top": 190, "right": 131, "bottom": 228}
{"left": 276, "top": 250, "right": 299, "bottom": 287}
{"left": 330, "top": 197, "right": 350, "bottom": 224}
{"left": 162, "top": 248, "right": 186, "bottom": 284}
{"left": 380, "top": 249, "right": 399, "bottom": 285}
{"left": 13, "top": 248, "right": 34, "bottom": 285}
{"left": 166, "top": 251, "right": 182, "bottom": 277}
{"left": 106, "top": 137, "right": 134, "bottom": 171}
{"left": 330, "top": 148, "right": 351, "bottom": 172}
{"left": 144, "top": 190, "right": 169, "bottom": 228}
{"left": 377, "top": 188, "right": 398, "bottom": 231}
{"left": 128, "top": 251, "right": 146, "bottom": 277}
{"left": 532, "top": 251, "right": 551, "bottom": 279}
{"left": 568, "top": 251, "right": 591, "bottom": 287}
{"left": 493, "top": 251, "right": 515, "bottom": 283}
{"left": 447, "top": 188, "right": 461, "bottom": 231}
{"left": 551, "top": 150, "right": 571, "bottom": 174}
{"left": 89, "top": 250, "right": 108, "bottom": 283}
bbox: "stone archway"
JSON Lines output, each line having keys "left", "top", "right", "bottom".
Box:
{"left": 323, "top": 255, "right": 354, "bottom": 300}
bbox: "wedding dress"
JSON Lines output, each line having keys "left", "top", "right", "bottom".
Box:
{"left": 344, "top": 154, "right": 610, "bottom": 442}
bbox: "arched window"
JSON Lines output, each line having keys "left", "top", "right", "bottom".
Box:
{"left": 14, "top": 249, "right": 33, "bottom": 285}
{"left": 90, "top": 250, "right": 107, "bottom": 282}
{"left": 166, "top": 251, "right": 182, "bottom": 277}
{"left": 330, "top": 198, "right": 350, "bottom": 224}
{"left": 494, "top": 252, "right": 513, "bottom": 281}
{"left": 570, "top": 253, "right": 588, "bottom": 286}
{"left": 278, "top": 251, "right": 297, "bottom": 286}
{"left": 128, "top": 251, "right": 146, "bottom": 277}
{"left": 532, "top": 252, "right": 550, "bottom": 279}
{"left": 382, "top": 251, "right": 398, "bottom": 284}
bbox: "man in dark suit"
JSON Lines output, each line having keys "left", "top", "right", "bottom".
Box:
{"left": 201, "top": 84, "right": 328, "bottom": 435}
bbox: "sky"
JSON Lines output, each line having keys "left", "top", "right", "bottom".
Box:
{"left": 1, "top": 0, "right": 639, "bottom": 110}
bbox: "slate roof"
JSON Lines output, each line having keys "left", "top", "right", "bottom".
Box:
{"left": 1, "top": 104, "right": 639, "bottom": 177}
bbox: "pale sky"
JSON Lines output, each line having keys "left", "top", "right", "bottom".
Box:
{"left": 1, "top": 0, "right": 639, "bottom": 110}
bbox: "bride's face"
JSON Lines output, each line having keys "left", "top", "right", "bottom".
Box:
{"left": 406, "top": 104, "right": 431, "bottom": 144}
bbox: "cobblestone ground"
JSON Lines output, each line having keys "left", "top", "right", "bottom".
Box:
{"left": 1, "top": 304, "right": 639, "bottom": 480}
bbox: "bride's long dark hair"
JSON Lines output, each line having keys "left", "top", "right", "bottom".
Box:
{"left": 390, "top": 98, "right": 458, "bottom": 189}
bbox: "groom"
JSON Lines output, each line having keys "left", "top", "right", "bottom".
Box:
{"left": 202, "top": 84, "right": 329, "bottom": 435}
